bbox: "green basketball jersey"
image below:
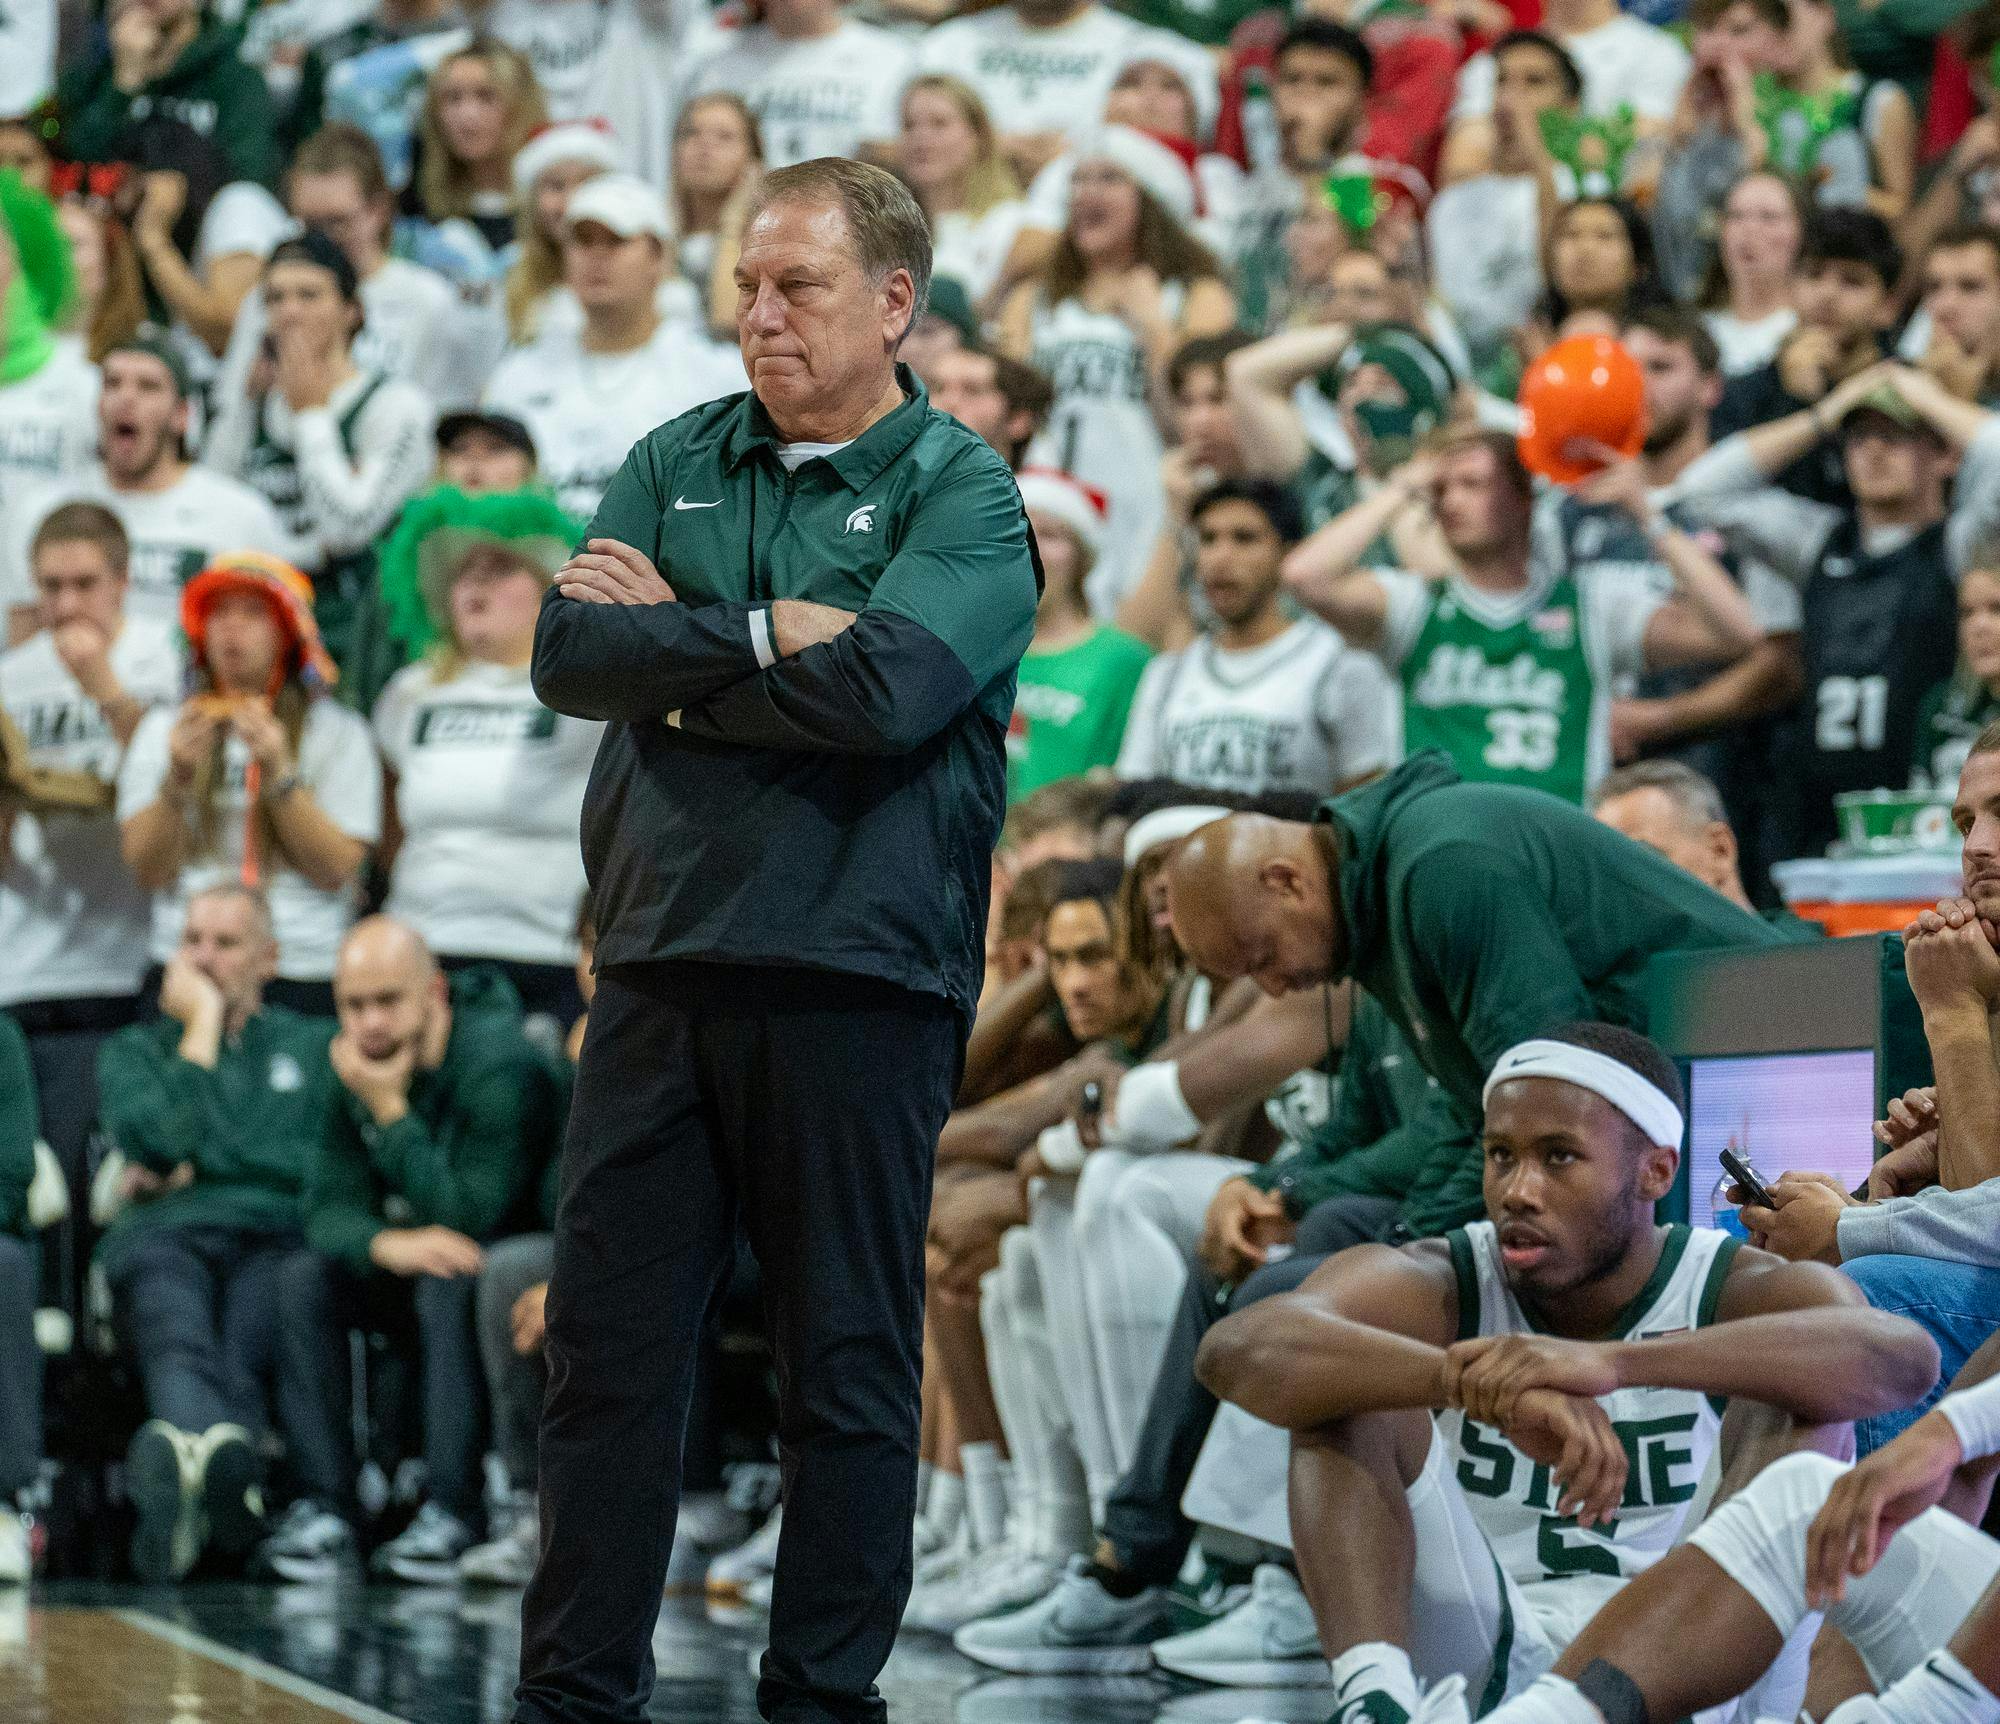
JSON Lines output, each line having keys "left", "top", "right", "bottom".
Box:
{"left": 1398, "top": 575, "right": 1598, "bottom": 804}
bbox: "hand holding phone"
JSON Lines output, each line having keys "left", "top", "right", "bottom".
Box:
{"left": 1719, "top": 1145, "right": 1775, "bottom": 1210}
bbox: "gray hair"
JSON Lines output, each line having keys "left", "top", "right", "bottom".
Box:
{"left": 1592, "top": 759, "right": 1729, "bottom": 830}
{"left": 744, "top": 157, "right": 932, "bottom": 342}
{"left": 185, "top": 881, "right": 276, "bottom": 946}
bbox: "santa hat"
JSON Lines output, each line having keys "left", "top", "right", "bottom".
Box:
{"left": 1111, "top": 46, "right": 1220, "bottom": 145}
{"left": 1016, "top": 468, "right": 1108, "bottom": 562}
{"left": 511, "top": 118, "right": 628, "bottom": 203}
{"left": 1075, "top": 125, "right": 1200, "bottom": 226}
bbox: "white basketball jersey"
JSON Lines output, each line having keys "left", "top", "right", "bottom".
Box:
{"left": 1439, "top": 1222, "right": 1739, "bottom": 1588}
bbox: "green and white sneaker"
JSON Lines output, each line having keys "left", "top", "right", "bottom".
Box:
{"left": 1152, "top": 1564, "right": 1330, "bottom": 1687}
{"left": 195, "top": 1424, "right": 265, "bottom": 1561}
{"left": 126, "top": 1421, "right": 202, "bottom": 1584}
{"left": 1324, "top": 1673, "right": 1470, "bottom": 1724}
{"left": 951, "top": 1556, "right": 1175, "bottom": 1675}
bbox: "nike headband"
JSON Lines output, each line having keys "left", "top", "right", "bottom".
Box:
{"left": 1483, "top": 1039, "right": 1685, "bottom": 1149}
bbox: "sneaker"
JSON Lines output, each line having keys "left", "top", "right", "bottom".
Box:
{"left": 1319, "top": 1674, "right": 1471, "bottom": 1724}
{"left": 459, "top": 1492, "right": 538, "bottom": 1588}
{"left": 907, "top": 1540, "right": 1060, "bottom": 1635}
{"left": 1151, "top": 1564, "right": 1330, "bottom": 1688}
{"left": 126, "top": 1421, "right": 201, "bottom": 1584}
{"left": 741, "top": 1570, "right": 772, "bottom": 1610}
{"left": 705, "top": 1503, "right": 781, "bottom": 1598}
{"left": 195, "top": 1425, "right": 265, "bottom": 1560}
{"left": 259, "top": 1499, "right": 359, "bottom": 1583}
{"left": 0, "top": 1512, "right": 28, "bottom": 1585}
{"left": 373, "top": 1501, "right": 476, "bottom": 1584}
{"left": 668, "top": 1490, "right": 749, "bottom": 1590}
{"left": 951, "top": 1556, "right": 1176, "bottom": 1675}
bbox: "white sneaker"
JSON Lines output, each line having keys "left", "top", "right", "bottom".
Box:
{"left": 705, "top": 1504, "right": 781, "bottom": 1597}
{"left": 1316, "top": 1674, "right": 1470, "bottom": 1724}
{"left": 372, "top": 1501, "right": 475, "bottom": 1585}
{"left": 0, "top": 1512, "right": 28, "bottom": 1585}
{"left": 1152, "top": 1564, "right": 1329, "bottom": 1687}
{"left": 907, "top": 1537, "right": 1060, "bottom": 1635}
{"left": 459, "top": 1492, "right": 538, "bottom": 1587}
{"left": 951, "top": 1555, "right": 1175, "bottom": 1674}
{"left": 741, "top": 1570, "right": 772, "bottom": 1610}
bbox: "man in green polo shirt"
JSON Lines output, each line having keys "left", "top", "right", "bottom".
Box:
{"left": 523, "top": 158, "right": 1039, "bottom": 1724}
{"left": 95, "top": 882, "right": 334, "bottom": 1584}
{"left": 1165, "top": 752, "right": 1790, "bottom": 1237}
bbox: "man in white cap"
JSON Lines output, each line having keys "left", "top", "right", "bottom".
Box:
{"left": 1193, "top": 1020, "right": 1939, "bottom": 1724}
{"left": 481, "top": 174, "right": 746, "bottom": 518}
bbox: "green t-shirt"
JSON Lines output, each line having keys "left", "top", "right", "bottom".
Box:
{"left": 1911, "top": 678, "right": 2000, "bottom": 793}
{"left": 1007, "top": 624, "right": 1153, "bottom": 800}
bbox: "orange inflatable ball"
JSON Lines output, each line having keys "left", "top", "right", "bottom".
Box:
{"left": 1516, "top": 335, "right": 1645, "bottom": 485}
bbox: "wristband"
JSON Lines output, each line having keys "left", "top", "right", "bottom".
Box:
{"left": 1937, "top": 1374, "right": 2000, "bottom": 1465}
{"left": 1103, "top": 1060, "right": 1201, "bottom": 1152}
{"left": 1035, "top": 1120, "right": 1086, "bottom": 1175}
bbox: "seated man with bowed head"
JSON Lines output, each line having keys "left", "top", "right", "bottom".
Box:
{"left": 95, "top": 883, "right": 335, "bottom": 1583}
{"left": 1194, "top": 1024, "right": 1940, "bottom": 1724}
{"left": 259, "top": 917, "right": 562, "bottom": 1586}
{"left": 1161, "top": 754, "right": 1791, "bottom": 1238}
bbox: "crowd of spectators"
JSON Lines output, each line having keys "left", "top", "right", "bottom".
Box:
{"left": 3, "top": 0, "right": 2000, "bottom": 1713}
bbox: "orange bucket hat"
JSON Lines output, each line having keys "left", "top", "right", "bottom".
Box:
{"left": 180, "top": 552, "right": 338, "bottom": 694}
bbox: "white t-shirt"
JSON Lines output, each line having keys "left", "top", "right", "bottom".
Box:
{"left": 171, "top": 182, "right": 293, "bottom": 388}
{"left": 0, "top": 617, "right": 185, "bottom": 1006}
{"left": 374, "top": 659, "right": 602, "bottom": 964}
{"left": 116, "top": 696, "right": 384, "bottom": 980}
{"left": 1426, "top": 175, "right": 1548, "bottom": 351}
{"left": 932, "top": 202, "right": 1036, "bottom": 304}
{"left": 526, "top": 276, "right": 704, "bottom": 347}
{"left": 483, "top": 321, "right": 747, "bottom": 519}
{"left": 0, "top": 340, "right": 99, "bottom": 545}
{"left": 1452, "top": 15, "right": 1691, "bottom": 124}
{"left": 1, "top": 464, "right": 297, "bottom": 622}
{"left": 0, "top": 0, "right": 56, "bottom": 113}
{"left": 917, "top": 5, "right": 1213, "bottom": 148}
{"left": 683, "top": 18, "right": 913, "bottom": 167}
{"left": 1704, "top": 306, "right": 1799, "bottom": 378}
{"left": 481, "top": 0, "right": 614, "bottom": 117}
{"left": 1116, "top": 620, "right": 1394, "bottom": 794}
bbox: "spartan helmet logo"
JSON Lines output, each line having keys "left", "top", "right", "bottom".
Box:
{"left": 845, "top": 504, "right": 877, "bottom": 535}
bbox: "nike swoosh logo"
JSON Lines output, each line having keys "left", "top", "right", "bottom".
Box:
{"left": 673, "top": 497, "right": 721, "bottom": 510}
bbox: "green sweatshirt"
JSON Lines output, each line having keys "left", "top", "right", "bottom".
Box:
{"left": 1248, "top": 993, "right": 1445, "bottom": 1217}
{"left": 1322, "top": 753, "right": 1789, "bottom": 1236}
{"left": 306, "top": 970, "right": 563, "bottom": 1274}
{"left": 57, "top": 17, "right": 280, "bottom": 188}
{"left": 0, "top": 1016, "right": 37, "bottom": 1239}
{"left": 94, "top": 1004, "right": 336, "bottom": 1271}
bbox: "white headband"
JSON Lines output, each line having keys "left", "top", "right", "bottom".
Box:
{"left": 1123, "top": 805, "right": 1231, "bottom": 868}
{"left": 1483, "top": 1039, "right": 1684, "bottom": 1148}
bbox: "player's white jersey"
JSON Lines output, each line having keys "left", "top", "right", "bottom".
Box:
{"left": 1439, "top": 1221, "right": 1739, "bottom": 1587}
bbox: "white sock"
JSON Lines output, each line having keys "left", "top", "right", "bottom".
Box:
{"left": 1864, "top": 1652, "right": 2000, "bottom": 1724}
{"left": 961, "top": 1442, "right": 1009, "bottom": 1551}
{"left": 1485, "top": 1674, "right": 1610, "bottom": 1724}
{"left": 1329, "top": 1643, "right": 1421, "bottom": 1722}
{"left": 926, "top": 1468, "right": 965, "bottom": 1541}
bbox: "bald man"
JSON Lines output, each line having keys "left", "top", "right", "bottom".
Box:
{"left": 259, "top": 917, "right": 566, "bottom": 1585}
{"left": 1164, "top": 753, "right": 1788, "bottom": 1237}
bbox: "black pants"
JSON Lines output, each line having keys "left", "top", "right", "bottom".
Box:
{"left": 0, "top": 1233, "right": 40, "bottom": 1500}
{"left": 517, "top": 962, "right": 961, "bottom": 1724}
{"left": 107, "top": 1224, "right": 297, "bottom": 1437}
{"left": 439, "top": 955, "right": 585, "bottom": 1034}
{"left": 1102, "top": 1193, "right": 1400, "bottom": 1584}
{"left": 273, "top": 1249, "right": 488, "bottom": 1527}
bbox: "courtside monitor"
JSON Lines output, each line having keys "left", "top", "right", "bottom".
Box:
{"left": 1644, "top": 936, "right": 1928, "bottom": 1227}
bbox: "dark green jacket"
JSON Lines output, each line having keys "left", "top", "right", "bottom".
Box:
{"left": 95, "top": 1004, "right": 335, "bottom": 1269}
{"left": 1249, "top": 993, "right": 1444, "bottom": 1217}
{"left": 307, "top": 970, "right": 562, "bottom": 1274}
{"left": 0, "top": 1017, "right": 36, "bottom": 1239}
{"left": 1322, "top": 753, "right": 1790, "bottom": 1235}
{"left": 532, "top": 368, "right": 1040, "bottom": 1018}
{"left": 57, "top": 17, "right": 280, "bottom": 187}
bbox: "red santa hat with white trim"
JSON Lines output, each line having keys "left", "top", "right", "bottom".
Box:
{"left": 1074, "top": 125, "right": 1201, "bottom": 226}
{"left": 512, "top": 118, "right": 628, "bottom": 203}
{"left": 1016, "top": 468, "right": 1109, "bottom": 562}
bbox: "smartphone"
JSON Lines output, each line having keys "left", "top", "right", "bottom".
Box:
{"left": 1719, "top": 1146, "right": 1775, "bottom": 1209}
